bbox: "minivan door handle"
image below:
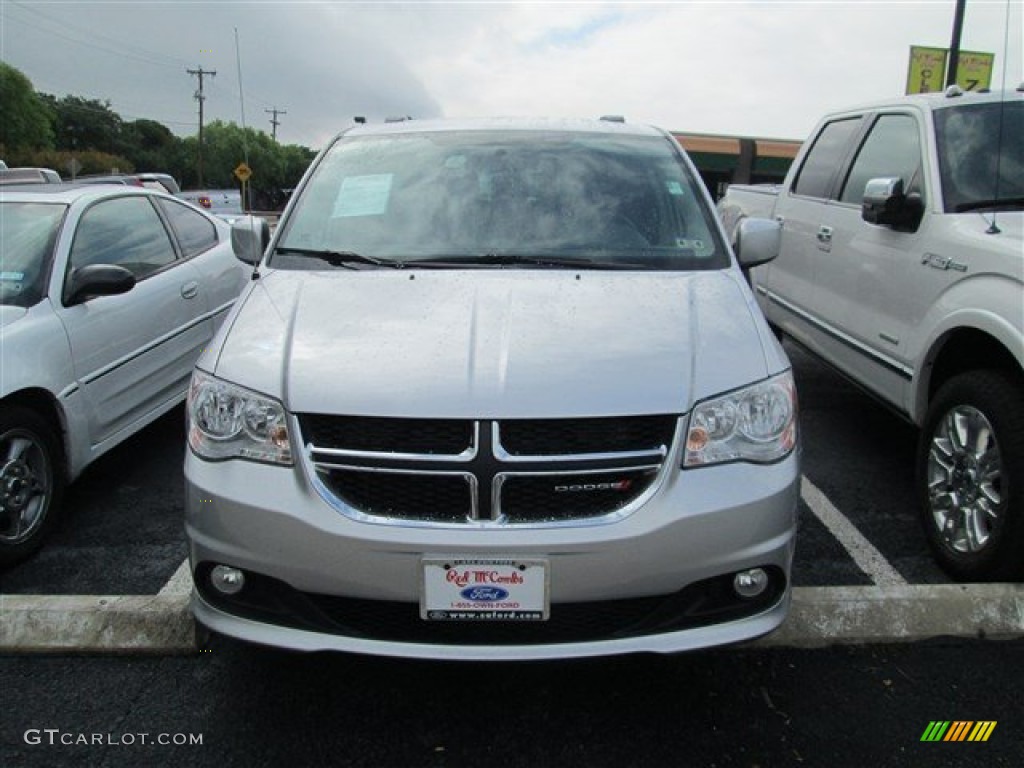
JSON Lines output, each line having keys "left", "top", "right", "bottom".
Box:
{"left": 181, "top": 281, "right": 199, "bottom": 300}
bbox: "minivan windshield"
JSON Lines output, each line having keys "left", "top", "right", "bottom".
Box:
{"left": 0, "top": 202, "right": 66, "bottom": 307}
{"left": 275, "top": 130, "right": 727, "bottom": 270}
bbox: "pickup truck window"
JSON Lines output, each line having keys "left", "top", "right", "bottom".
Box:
{"left": 276, "top": 130, "right": 727, "bottom": 271}
{"left": 791, "top": 117, "right": 862, "bottom": 200}
{"left": 934, "top": 101, "right": 1024, "bottom": 213}
{"left": 840, "top": 114, "right": 923, "bottom": 205}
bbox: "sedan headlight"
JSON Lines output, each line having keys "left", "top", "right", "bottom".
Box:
{"left": 187, "top": 370, "right": 292, "bottom": 465}
{"left": 684, "top": 371, "right": 797, "bottom": 467}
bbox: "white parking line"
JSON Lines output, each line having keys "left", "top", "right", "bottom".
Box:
{"left": 157, "top": 558, "right": 193, "bottom": 597}
{"left": 801, "top": 475, "right": 907, "bottom": 587}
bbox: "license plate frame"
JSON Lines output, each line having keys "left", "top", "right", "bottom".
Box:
{"left": 421, "top": 558, "right": 549, "bottom": 621}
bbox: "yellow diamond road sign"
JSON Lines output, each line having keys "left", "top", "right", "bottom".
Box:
{"left": 234, "top": 162, "right": 252, "bottom": 182}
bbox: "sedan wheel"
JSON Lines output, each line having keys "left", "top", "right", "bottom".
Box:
{"left": 0, "top": 407, "right": 64, "bottom": 566}
{"left": 918, "top": 371, "right": 1024, "bottom": 581}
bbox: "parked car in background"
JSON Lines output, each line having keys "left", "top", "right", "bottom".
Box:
{"left": 180, "top": 189, "right": 244, "bottom": 223}
{"left": 718, "top": 87, "right": 1024, "bottom": 581}
{"left": 0, "top": 168, "right": 62, "bottom": 185}
{"left": 73, "top": 172, "right": 181, "bottom": 195}
{"left": 0, "top": 184, "right": 249, "bottom": 565}
{"left": 186, "top": 117, "right": 798, "bottom": 659}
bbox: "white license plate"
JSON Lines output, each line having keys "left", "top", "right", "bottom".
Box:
{"left": 421, "top": 558, "right": 549, "bottom": 621}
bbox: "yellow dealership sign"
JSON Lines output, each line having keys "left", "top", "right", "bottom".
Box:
{"left": 955, "top": 50, "right": 994, "bottom": 91}
{"left": 907, "top": 46, "right": 994, "bottom": 94}
{"left": 907, "top": 46, "right": 948, "bottom": 94}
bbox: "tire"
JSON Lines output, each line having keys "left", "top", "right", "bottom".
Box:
{"left": 0, "top": 405, "right": 65, "bottom": 567}
{"left": 916, "top": 370, "right": 1024, "bottom": 581}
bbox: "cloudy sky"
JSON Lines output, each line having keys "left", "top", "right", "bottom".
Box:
{"left": 2, "top": 0, "right": 1021, "bottom": 149}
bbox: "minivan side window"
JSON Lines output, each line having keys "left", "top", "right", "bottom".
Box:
{"left": 69, "top": 196, "right": 177, "bottom": 280}
{"left": 791, "top": 117, "right": 862, "bottom": 200}
{"left": 840, "top": 114, "right": 923, "bottom": 204}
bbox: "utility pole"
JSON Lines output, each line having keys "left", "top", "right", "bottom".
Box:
{"left": 187, "top": 66, "right": 216, "bottom": 187}
{"left": 265, "top": 107, "right": 287, "bottom": 141}
{"left": 946, "top": 0, "right": 967, "bottom": 87}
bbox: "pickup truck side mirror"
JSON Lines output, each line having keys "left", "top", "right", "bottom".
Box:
{"left": 862, "top": 177, "right": 924, "bottom": 232}
{"left": 734, "top": 217, "right": 781, "bottom": 268}
{"left": 231, "top": 215, "right": 271, "bottom": 265}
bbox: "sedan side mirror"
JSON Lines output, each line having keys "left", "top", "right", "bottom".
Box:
{"left": 231, "top": 216, "right": 270, "bottom": 265}
{"left": 64, "top": 264, "right": 135, "bottom": 306}
{"left": 862, "top": 177, "right": 924, "bottom": 231}
{"left": 734, "top": 217, "right": 781, "bottom": 268}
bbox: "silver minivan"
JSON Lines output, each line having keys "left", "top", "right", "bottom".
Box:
{"left": 185, "top": 118, "right": 799, "bottom": 659}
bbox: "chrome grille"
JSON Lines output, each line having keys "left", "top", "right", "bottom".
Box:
{"left": 300, "top": 414, "right": 677, "bottom": 525}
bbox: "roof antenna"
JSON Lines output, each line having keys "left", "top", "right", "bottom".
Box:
{"left": 235, "top": 27, "right": 262, "bottom": 278}
{"left": 985, "top": 0, "right": 1013, "bottom": 236}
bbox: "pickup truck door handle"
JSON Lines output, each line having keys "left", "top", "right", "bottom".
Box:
{"left": 181, "top": 281, "right": 199, "bottom": 300}
{"left": 816, "top": 226, "right": 833, "bottom": 243}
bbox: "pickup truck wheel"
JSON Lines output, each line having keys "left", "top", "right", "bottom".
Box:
{"left": 0, "top": 407, "right": 64, "bottom": 567}
{"left": 917, "top": 371, "right": 1024, "bottom": 581}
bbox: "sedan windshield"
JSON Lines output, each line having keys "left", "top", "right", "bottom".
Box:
{"left": 275, "top": 130, "right": 727, "bottom": 271}
{"left": 0, "top": 202, "right": 66, "bottom": 307}
{"left": 934, "top": 101, "right": 1024, "bottom": 213}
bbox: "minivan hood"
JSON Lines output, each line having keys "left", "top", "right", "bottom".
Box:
{"left": 213, "top": 269, "right": 771, "bottom": 418}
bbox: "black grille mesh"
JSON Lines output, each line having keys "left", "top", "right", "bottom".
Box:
{"left": 300, "top": 414, "right": 472, "bottom": 455}
{"left": 500, "top": 415, "right": 676, "bottom": 456}
{"left": 502, "top": 468, "right": 659, "bottom": 522}
{"left": 320, "top": 469, "right": 471, "bottom": 522}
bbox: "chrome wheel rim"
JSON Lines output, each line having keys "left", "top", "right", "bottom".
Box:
{"left": 926, "top": 405, "right": 1003, "bottom": 554}
{"left": 0, "top": 428, "right": 52, "bottom": 545}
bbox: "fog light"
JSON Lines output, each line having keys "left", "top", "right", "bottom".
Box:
{"left": 210, "top": 565, "right": 245, "bottom": 595}
{"left": 733, "top": 568, "right": 768, "bottom": 598}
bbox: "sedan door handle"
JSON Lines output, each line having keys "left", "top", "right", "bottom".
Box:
{"left": 181, "top": 281, "right": 199, "bottom": 300}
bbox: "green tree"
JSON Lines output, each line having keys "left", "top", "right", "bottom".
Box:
{"left": 185, "top": 121, "right": 315, "bottom": 209}
{"left": 0, "top": 63, "right": 54, "bottom": 155}
{"left": 39, "top": 93, "right": 124, "bottom": 156}
{"left": 121, "top": 119, "right": 178, "bottom": 173}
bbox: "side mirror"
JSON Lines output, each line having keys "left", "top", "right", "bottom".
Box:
{"left": 735, "top": 217, "right": 781, "bottom": 268}
{"left": 862, "top": 177, "right": 923, "bottom": 231}
{"left": 231, "top": 216, "right": 270, "bottom": 265}
{"left": 64, "top": 264, "right": 135, "bottom": 306}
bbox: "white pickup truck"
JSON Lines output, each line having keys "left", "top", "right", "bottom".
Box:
{"left": 718, "top": 86, "right": 1024, "bottom": 581}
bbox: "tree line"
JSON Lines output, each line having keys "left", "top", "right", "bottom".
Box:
{"left": 1, "top": 62, "right": 316, "bottom": 209}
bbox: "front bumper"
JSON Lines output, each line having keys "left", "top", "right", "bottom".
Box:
{"left": 185, "top": 450, "right": 799, "bottom": 659}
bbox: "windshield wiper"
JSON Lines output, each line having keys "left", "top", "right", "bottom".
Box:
{"left": 405, "top": 253, "right": 651, "bottom": 270}
{"left": 274, "top": 246, "right": 402, "bottom": 269}
{"left": 955, "top": 197, "right": 1024, "bottom": 213}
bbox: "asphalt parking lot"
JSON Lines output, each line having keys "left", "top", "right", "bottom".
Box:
{"left": 1, "top": 340, "right": 1021, "bottom": 651}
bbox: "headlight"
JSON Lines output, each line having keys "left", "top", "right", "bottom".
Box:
{"left": 187, "top": 370, "right": 292, "bottom": 465}
{"left": 683, "top": 371, "right": 797, "bottom": 467}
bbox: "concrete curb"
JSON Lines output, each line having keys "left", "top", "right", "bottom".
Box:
{"left": 1, "top": 585, "right": 1022, "bottom": 654}
{"left": 0, "top": 594, "right": 194, "bottom": 654}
